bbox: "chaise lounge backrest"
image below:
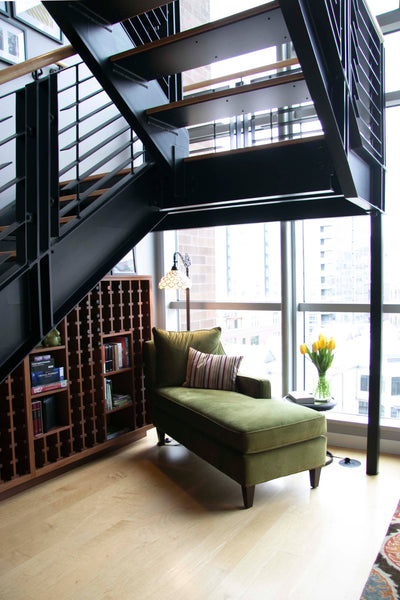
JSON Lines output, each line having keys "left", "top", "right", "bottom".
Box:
{"left": 143, "top": 326, "right": 271, "bottom": 399}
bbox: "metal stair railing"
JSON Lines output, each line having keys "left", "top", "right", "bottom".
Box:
{"left": 55, "top": 61, "right": 145, "bottom": 235}
{"left": 350, "top": 0, "right": 385, "bottom": 164}
{"left": 0, "top": 88, "right": 29, "bottom": 287}
{"left": 0, "top": 61, "right": 146, "bottom": 288}
{"left": 184, "top": 60, "right": 322, "bottom": 157}
{"left": 122, "top": 1, "right": 182, "bottom": 102}
{"left": 309, "top": 0, "right": 384, "bottom": 166}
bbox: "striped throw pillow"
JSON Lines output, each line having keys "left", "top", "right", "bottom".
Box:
{"left": 183, "top": 347, "right": 243, "bottom": 391}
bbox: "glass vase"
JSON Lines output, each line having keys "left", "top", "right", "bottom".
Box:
{"left": 314, "top": 371, "right": 331, "bottom": 402}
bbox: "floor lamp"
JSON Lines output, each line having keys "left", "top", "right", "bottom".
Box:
{"left": 158, "top": 251, "right": 192, "bottom": 330}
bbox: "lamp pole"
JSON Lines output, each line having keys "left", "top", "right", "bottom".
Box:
{"left": 174, "top": 252, "right": 191, "bottom": 331}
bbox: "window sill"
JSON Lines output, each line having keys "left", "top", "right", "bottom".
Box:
{"left": 326, "top": 411, "right": 400, "bottom": 455}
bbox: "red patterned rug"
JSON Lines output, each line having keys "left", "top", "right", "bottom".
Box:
{"left": 361, "top": 501, "right": 400, "bottom": 599}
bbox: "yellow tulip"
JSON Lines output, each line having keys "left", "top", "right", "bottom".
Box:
{"left": 312, "top": 341, "right": 319, "bottom": 353}
{"left": 300, "top": 343, "right": 307, "bottom": 354}
{"left": 318, "top": 336, "right": 327, "bottom": 349}
{"left": 328, "top": 338, "right": 335, "bottom": 350}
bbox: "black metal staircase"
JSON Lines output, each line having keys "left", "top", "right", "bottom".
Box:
{"left": 0, "top": 0, "right": 384, "bottom": 382}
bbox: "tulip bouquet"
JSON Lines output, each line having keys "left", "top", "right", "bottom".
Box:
{"left": 300, "top": 334, "right": 336, "bottom": 400}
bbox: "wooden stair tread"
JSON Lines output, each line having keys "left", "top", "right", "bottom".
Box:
{"left": 110, "top": 2, "right": 288, "bottom": 80}
{"left": 147, "top": 72, "right": 309, "bottom": 129}
{"left": 183, "top": 57, "right": 300, "bottom": 94}
{"left": 59, "top": 188, "right": 109, "bottom": 202}
{"left": 59, "top": 168, "right": 132, "bottom": 189}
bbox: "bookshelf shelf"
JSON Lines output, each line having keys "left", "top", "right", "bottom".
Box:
{"left": 31, "top": 387, "right": 68, "bottom": 399}
{"left": 30, "top": 345, "right": 67, "bottom": 354}
{"left": 0, "top": 275, "right": 153, "bottom": 498}
{"left": 33, "top": 424, "right": 72, "bottom": 439}
{"left": 103, "top": 367, "right": 131, "bottom": 377}
{"left": 106, "top": 402, "right": 133, "bottom": 415}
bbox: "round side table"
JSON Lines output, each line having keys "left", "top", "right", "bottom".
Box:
{"left": 286, "top": 397, "right": 336, "bottom": 465}
{"left": 301, "top": 400, "right": 336, "bottom": 412}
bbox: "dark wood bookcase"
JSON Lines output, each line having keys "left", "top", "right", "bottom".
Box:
{"left": 0, "top": 275, "right": 153, "bottom": 499}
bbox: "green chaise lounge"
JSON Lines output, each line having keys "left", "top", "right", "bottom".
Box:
{"left": 143, "top": 327, "right": 327, "bottom": 509}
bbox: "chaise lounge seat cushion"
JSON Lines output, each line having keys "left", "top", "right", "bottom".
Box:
{"left": 152, "top": 386, "right": 326, "bottom": 455}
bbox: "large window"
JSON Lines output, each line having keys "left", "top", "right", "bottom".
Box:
{"left": 162, "top": 3, "right": 400, "bottom": 424}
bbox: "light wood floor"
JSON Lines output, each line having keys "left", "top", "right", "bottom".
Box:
{"left": 0, "top": 429, "right": 399, "bottom": 600}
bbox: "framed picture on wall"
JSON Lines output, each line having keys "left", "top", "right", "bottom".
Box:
{"left": 0, "top": 3, "right": 9, "bottom": 16}
{"left": 12, "top": 1, "right": 62, "bottom": 42}
{"left": 111, "top": 249, "right": 137, "bottom": 275}
{"left": 0, "top": 17, "right": 25, "bottom": 64}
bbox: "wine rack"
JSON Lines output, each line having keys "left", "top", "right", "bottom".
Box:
{"left": 0, "top": 275, "right": 152, "bottom": 498}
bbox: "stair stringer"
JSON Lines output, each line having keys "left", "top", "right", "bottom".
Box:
{"left": 50, "top": 163, "right": 166, "bottom": 324}
{"left": 155, "top": 140, "right": 369, "bottom": 230}
{"left": 279, "top": 0, "right": 384, "bottom": 211}
{"left": 0, "top": 164, "right": 167, "bottom": 384}
{"left": 43, "top": 1, "right": 189, "bottom": 172}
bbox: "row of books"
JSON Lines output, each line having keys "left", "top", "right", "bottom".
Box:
{"left": 104, "top": 378, "right": 132, "bottom": 412}
{"left": 103, "top": 337, "right": 130, "bottom": 373}
{"left": 32, "top": 396, "right": 60, "bottom": 436}
{"left": 30, "top": 354, "right": 66, "bottom": 395}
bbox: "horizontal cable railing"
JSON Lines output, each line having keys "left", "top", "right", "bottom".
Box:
{"left": 122, "top": 1, "right": 181, "bottom": 102}
{"left": 0, "top": 55, "right": 146, "bottom": 283}
{"left": 188, "top": 103, "right": 322, "bottom": 156}
{"left": 56, "top": 61, "right": 144, "bottom": 231}
{"left": 0, "top": 89, "right": 27, "bottom": 286}
{"left": 350, "top": 0, "right": 385, "bottom": 163}
{"left": 319, "top": 0, "right": 384, "bottom": 165}
{"left": 183, "top": 60, "right": 322, "bottom": 157}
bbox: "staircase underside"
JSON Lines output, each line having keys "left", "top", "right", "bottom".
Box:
{"left": 110, "top": 2, "right": 287, "bottom": 80}
{"left": 0, "top": 0, "right": 384, "bottom": 383}
{"left": 157, "top": 137, "right": 368, "bottom": 229}
{"left": 0, "top": 165, "right": 165, "bottom": 383}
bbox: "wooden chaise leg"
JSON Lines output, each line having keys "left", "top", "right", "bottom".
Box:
{"left": 156, "top": 429, "right": 166, "bottom": 446}
{"left": 309, "top": 466, "right": 322, "bottom": 488}
{"left": 242, "top": 485, "right": 255, "bottom": 509}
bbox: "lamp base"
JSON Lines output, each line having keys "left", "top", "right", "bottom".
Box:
{"left": 339, "top": 457, "right": 361, "bottom": 468}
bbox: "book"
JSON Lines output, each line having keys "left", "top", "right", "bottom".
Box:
{"left": 286, "top": 391, "right": 315, "bottom": 405}
{"left": 30, "top": 357, "right": 55, "bottom": 373}
{"left": 103, "top": 338, "right": 130, "bottom": 372}
{"left": 104, "top": 378, "right": 113, "bottom": 411}
{"left": 31, "top": 380, "right": 68, "bottom": 395}
{"left": 32, "top": 354, "right": 52, "bottom": 362}
{"left": 106, "top": 426, "right": 131, "bottom": 440}
{"left": 111, "top": 337, "right": 130, "bottom": 368}
{"left": 112, "top": 393, "right": 131, "bottom": 409}
{"left": 32, "top": 400, "right": 43, "bottom": 436}
{"left": 31, "top": 367, "right": 64, "bottom": 386}
{"left": 103, "top": 344, "right": 114, "bottom": 373}
{"left": 42, "top": 396, "right": 59, "bottom": 432}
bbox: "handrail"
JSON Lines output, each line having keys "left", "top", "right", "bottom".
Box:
{"left": 183, "top": 58, "right": 299, "bottom": 93}
{"left": 0, "top": 45, "right": 76, "bottom": 85}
